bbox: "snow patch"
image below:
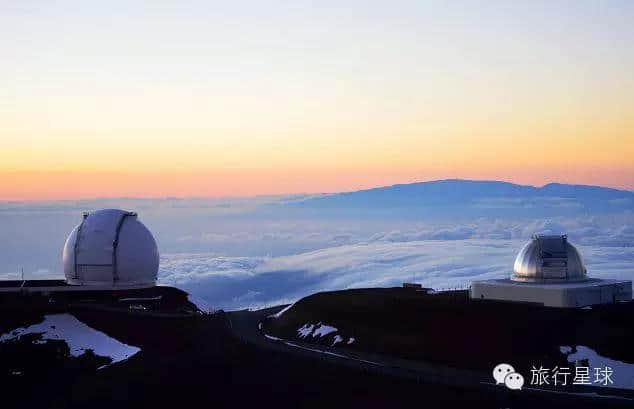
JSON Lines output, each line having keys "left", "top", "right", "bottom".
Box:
{"left": 269, "top": 303, "right": 294, "bottom": 319}
{"left": 297, "top": 324, "right": 315, "bottom": 338}
{"left": 0, "top": 314, "right": 140, "bottom": 368}
{"left": 347, "top": 337, "right": 356, "bottom": 345}
{"left": 561, "top": 345, "right": 634, "bottom": 390}
{"left": 332, "top": 335, "right": 343, "bottom": 346}
{"left": 297, "top": 322, "right": 338, "bottom": 338}
{"left": 312, "top": 323, "right": 337, "bottom": 338}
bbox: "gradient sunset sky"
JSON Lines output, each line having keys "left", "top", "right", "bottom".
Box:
{"left": 2, "top": 1, "right": 633, "bottom": 200}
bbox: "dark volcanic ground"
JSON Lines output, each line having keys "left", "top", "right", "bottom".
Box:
{"left": 1, "top": 286, "right": 633, "bottom": 408}
{"left": 265, "top": 288, "right": 634, "bottom": 366}
{"left": 2, "top": 306, "right": 492, "bottom": 409}
{"left": 263, "top": 287, "right": 634, "bottom": 395}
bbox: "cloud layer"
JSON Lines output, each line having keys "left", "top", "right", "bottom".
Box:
{"left": 159, "top": 239, "right": 634, "bottom": 310}
{"left": 1, "top": 197, "right": 632, "bottom": 311}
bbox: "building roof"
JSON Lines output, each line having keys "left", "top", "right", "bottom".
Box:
{"left": 512, "top": 234, "right": 587, "bottom": 283}
{"left": 62, "top": 209, "right": 158, "bottom": 288}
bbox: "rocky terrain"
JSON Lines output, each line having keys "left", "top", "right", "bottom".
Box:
{"left": 263, "top": 287, "right": 634, "bottom": 393}
{"left": 1, "top": 286, "right": 633, "bottom": 408}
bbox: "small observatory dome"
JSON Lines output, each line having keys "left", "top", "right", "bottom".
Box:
{"left": 512, "top": 234, "right": 587, "bottom": 283}
{"left": 63, "top": 209, "right": 159, "bottom": 288}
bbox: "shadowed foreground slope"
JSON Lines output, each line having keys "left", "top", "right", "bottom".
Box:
{"left": 264, "top": 288, "right": 634, "bottom": 394}
{"left": 1, "top": 288, "right": 632, "bottom": 408}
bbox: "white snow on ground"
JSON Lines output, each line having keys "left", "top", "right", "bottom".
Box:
{"left": 561, "top": 345, "right": 634, "bottom": 390}
{"left": 297, "top": 323, "right": 339, "bottom": 338}
{"left": 347, "top": 337, "right": 356, "bottom": 345}
{"left": 312, "top": 323, "right": 337, "bottom": 338}
{"left": 297, "top": 324, "right": 315, "bottom": 338}
{"left": 269, "top": 303, "right": 294, "bottom": 319}
{"left": 187, "top": 294, "right": 215, "bottom": 314}
{"left": 0, "top": 314, "right": 140, "bottom": 368}
{"left": 332, "top": 335, "right": 343, "bottom": 346}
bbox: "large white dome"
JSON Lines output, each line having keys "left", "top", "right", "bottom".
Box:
{"left": 63, "top": 209, "right": 159, "bottom": 288}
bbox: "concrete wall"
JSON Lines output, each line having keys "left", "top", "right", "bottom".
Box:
{"left": 470, "top": 280, "right": 632, "bottom": 308}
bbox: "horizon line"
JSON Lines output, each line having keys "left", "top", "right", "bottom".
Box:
{"left": 3, "top": 178, "right": 633, "bottom": 203}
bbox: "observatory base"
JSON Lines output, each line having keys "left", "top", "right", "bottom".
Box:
{"left": 0, "top": 280, "right": 155, "bottom": 294}
{"left": 470, "top": 278, "right": 632, "bottom": 308}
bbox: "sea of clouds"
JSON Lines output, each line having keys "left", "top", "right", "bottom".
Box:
{"left": 1, "top": 197, "right": 633, "bottom": 310}
{"left": 158, "top": 226, "right": 634, "bottom": 310}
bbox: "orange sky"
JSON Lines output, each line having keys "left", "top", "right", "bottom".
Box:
{"left": 3, "top": 164, "right": 633, "bottom": 201}
{"left": 2, "top": 2, "right": 633, "bottom": 200}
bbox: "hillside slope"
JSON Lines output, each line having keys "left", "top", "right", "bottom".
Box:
{"left": 263, "top": 287, "right": 634, "bottom": 386}
{"left": 2, "top": 289, "right": 632, "bottom": 408}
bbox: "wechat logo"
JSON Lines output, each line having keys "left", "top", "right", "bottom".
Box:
{"left": 493, "top": 363, "right": 524, "bottom": 390}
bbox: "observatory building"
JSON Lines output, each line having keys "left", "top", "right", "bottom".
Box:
{"left": 0, "top": 209, "right": 212, "bottom": 315}
{"left": 0, "top": 209, "right": 158, "bottom": 293}
{"left": 470, "top": 235, "right": 632, "bottom": 308}
{"left": 63, "top": 209, "right": 159, "bottom": 289}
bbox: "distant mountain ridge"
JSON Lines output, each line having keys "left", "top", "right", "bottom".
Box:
{"left": 290, "top": 179, "right": 633, "bottom": 215}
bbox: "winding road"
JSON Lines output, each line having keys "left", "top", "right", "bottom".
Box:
{"left": 227, "top": 305, "right": 634, "bottom": 408}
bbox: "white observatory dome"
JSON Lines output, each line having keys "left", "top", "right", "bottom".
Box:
{"left": 63, "top": 209, "right": 159, "bottom": 288}
{"left": 512, "top": 234, "right": 587, "bottom": 283}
